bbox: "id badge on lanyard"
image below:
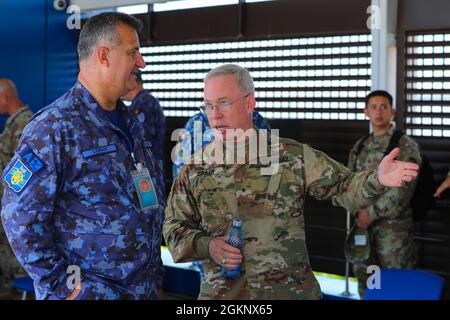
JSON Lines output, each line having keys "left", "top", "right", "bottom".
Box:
{"left": 354, "top": 235, "right": 367, "bottom": 246}
{"left": 131, "top": 162, "right": 159, "bottom": 210}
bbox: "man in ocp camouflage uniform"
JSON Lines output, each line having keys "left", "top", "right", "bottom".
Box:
{"left": 163, "top": 64, "right": 419, "bottom": 300}
{"left": 347, "top": 90, "right": 421, "bottom": 298}
{"left": 171, "top": 109, "right": 270, "bottom": 280}
{"left": 1, "top": 13, "right": 165, "bottom": 300}
{"left": 0, "top": 79, "right": 32, "bottom": 291}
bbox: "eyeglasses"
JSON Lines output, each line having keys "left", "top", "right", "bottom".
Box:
{"left": 200, "top": 94, "right": 250, "bottom": 114}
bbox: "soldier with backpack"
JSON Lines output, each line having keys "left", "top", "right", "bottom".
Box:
{"left": 346, "top": 90, "right": 422, "bottom": 298}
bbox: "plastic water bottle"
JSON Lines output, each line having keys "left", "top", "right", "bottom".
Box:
{"left": 220, "top": 218, "right": 243, "bottom": 280}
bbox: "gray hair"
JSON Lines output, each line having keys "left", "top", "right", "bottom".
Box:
{"left": 204, "top": 64, "right": 255, "bottom": 95}
{"left": 77, "top": 12, "right": 142, "bottom": 61}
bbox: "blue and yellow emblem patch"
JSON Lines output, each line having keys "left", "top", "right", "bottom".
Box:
{"left": 4, "top": 158, "right": 33, "bottom": 192}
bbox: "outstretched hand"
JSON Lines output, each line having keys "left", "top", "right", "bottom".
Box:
{"left": 434, "top": 176, "right": 450, "bottom": 198}
{"left": 377, "top": 147, "right": 420, "bottom": 187}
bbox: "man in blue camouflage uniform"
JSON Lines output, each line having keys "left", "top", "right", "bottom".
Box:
{"left": 1, "top": 13, "right": 165, "bottom": 300}
{"left": 123, "top": 70, "right": 166, "bottom": 175}
{"left": 172, "top": 111, "right": 270, "bottom": 179}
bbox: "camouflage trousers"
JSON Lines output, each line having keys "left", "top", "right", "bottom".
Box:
{"left": 352, "top": 219, "right": 416, "bottom": 298}
{"left": 0, "top": 222, "right": 27, "bottom": 288}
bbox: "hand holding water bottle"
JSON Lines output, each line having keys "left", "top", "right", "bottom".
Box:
{"left": 208, "top": 219, "right": 244, "bottom": 279}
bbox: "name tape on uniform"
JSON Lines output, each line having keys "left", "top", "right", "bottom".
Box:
{"left": 82, "top": 144, "right": 117, "bottom": 159}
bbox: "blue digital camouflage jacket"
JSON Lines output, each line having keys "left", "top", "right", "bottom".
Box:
{"left": 1, "top": 81, "right": 165, "bottom": 300}
{"left": 128, "top": 90, "right": 166, "bottom": 174}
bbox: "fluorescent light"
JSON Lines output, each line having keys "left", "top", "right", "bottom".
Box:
{"left": 117, "top": 4, "right": 149, "bottom": 14}
{"left": 154, "top": 0, "right": 238, "bottom": 12}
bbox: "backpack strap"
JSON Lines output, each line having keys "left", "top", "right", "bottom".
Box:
{"left": 352, "top": 134, "right": 370, "bottom": 171}
{"left": 383, "top": 130, "right": 404, "bottom": 156}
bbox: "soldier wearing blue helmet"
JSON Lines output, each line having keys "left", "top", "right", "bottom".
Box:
{"left": 1, "top": 12, "right": 165, "bottom": 300}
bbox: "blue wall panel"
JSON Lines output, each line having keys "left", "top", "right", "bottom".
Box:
{"left": 0, "top": 0, "right": 46, "bottom": 124}
{"left": 0, "top": 0, "right": 78, "bottom": 130}
{"left": 45, "top": 2, "right": 79, "bottom": 104}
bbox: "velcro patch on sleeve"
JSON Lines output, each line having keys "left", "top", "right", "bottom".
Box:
{"left": 19, "top": 147, "right": 44, "bottom": 174}
{"left": 4, "top": 158, "right": 33, "bottom": 192}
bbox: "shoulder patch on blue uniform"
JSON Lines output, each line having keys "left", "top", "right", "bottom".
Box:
{"left": 4, "top": 158, "right": 33, "bottom": 192}
{"left": 137, "top": 112, "right": 146, "bottom": 123}
{"left": 82, "top": 144, "right": 117, "bottom": 159}
{"left": 19, "top": 147, "right": 44, "bottom": 174}
{"left": 143, "top": 140, "right": 152, "bottom": 149}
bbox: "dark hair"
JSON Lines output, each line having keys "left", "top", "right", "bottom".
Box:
{"left": 365, "top": 90, "right": 393, "bottom": 107}
{"left": 77, "top": 12, "right": 142, "bottom": 61}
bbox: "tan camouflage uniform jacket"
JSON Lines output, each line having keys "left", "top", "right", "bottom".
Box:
{"left": 347, "top": 125, "right": 422, "bottom": 222}
{"left": 0, "top": 105, "right": 33, "bottom": 185}
{"left": 0, "top": 105, "right": 32, "bottom": 285}
{"left": 164, "top": 131, "right": 388, "bottom": 299}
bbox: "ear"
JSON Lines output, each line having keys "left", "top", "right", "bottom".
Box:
{"left": 364, "top": 107, "right": 369, "bottom": 118}
{"left": 391, "top": 108, "right": 396, "bottom": 117}
{"left": 246, "top": 94, "right": 256, "bottom": 114}
{"left": 96, "top": 47, "right": 110, "bottom": 66}
{"left": 0, "top": 92, "right": 6, "bottom": 107}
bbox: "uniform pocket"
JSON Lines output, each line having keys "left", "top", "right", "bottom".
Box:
{"left": 68, "top": 158, "right": 121, "bottom": 204}
{"left": 63, "top": 232, "right": 147, "bottom": 280}
{"left": 195, "top": 175, "right": 235, "bottom": 235}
